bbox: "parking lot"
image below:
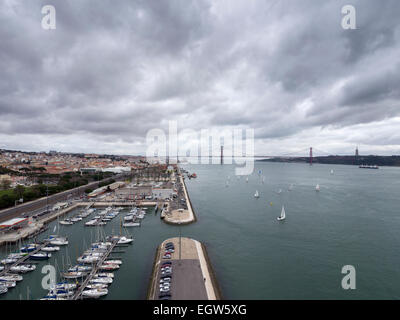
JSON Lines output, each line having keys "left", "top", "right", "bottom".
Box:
{"left": 153, "top": 238, "right": 208, "bottom": 300}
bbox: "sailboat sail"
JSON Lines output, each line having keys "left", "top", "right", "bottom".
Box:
{"left": 277, "top": 205, "right": 286, "bottom": 221}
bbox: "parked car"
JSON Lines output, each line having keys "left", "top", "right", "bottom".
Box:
{"left": 161, "top": 270, "right": 172, "bottom": 276}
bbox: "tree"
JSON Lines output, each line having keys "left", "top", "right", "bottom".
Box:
{"left": 0, "top": 194, "right": 14, "bottom": 209}
{"left": 14, "top": 184, "right": 25, "bottom": 199}
{"left": 0, "top": 178, "right": 11, "bottom": 190}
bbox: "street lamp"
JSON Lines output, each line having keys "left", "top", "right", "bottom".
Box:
{"left": 15, "top": 197, "right": 23, "bottom": 207}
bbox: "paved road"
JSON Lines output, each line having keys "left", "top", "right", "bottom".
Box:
{"left": 0, "top": 174, "right": 127, "bottom": 223}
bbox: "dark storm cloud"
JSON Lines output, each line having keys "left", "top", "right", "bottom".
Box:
{"left": 0, "top": 0, "right": 400, "bottom": 154}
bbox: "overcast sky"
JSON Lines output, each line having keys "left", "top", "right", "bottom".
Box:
{"left": 1, "top": 0, "right": 400, "bottom": 156}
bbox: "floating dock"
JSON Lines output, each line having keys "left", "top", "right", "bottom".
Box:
{"left": 0, "top": 240, "right": 50, "bottom": 277}
{"left": 71, "top": 238, "right": 119, "bottom": 300}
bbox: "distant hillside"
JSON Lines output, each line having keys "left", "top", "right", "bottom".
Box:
{"left": 257, "top": 155, "right": 400, "bottom": 167}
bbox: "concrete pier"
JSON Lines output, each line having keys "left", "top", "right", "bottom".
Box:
{"left": 163, "top": 169, "right": 196, "bottom": 225}
{"left": 148, "top": 237, "right": 220, "bottom": 300}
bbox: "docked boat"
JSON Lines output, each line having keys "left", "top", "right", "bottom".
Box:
{"left": 96, "top": 273, "right": 114, "bottom": 278}
{"left": 46, "top": 235, "right": 68, "bottom": 246}
{"left": 85, "top": 219, "right": 98, "bottom": 226}
{"left": 54, "top": 282, "right": 77, "bottom": 291}
{"left": 10, "top": 264, "right": 36, "bottom": 273}
{"left": 85, "top": 283, "right": 108, "bottom": 290}
{"left": 117, "top": 236, "right": 134, "bottom": 245}
{"left": 1, "top": 258, "right": 18, "bottom": 265}
{"left": 7, "top": 253, "right": 25, "bottom": 259}
{"left": 1, "top": 281, "right": 16, "bottom": 289}
{"left": 0, "top": 274, "right": 23, "bottom": 282}
{"left": 90, "top": 277, "right": 113, "bottom": 284}
{"left": 59, "top": 219, "right": 73, "bottom": 225}
{"left": 62, "top": 271, "right": 85, "bottom": 279}
{"left": 48, "top": 288, "right": 74, "bottom": 298}
{"left": 104, "top": 259, "right": 122, "bottom": 265}
{"left": 77, "top": 255, "right": 101, "bottom": 264}
{"left": 122, "top": 222, "right": 140, "bottom": 227}
{"left": 315, "top": 184, "right": 320, "bottom": 192}
{"left": 124, "top": 215, "right": 134, "bottom": 222}
{"left": 68, "top": 265, "right": 92, "bottom": 273}
{"left": 20, "top": 244, "right": 38, "bottom": 253}
{"left": 70, "top": 217, "right": 82, "bottom": 223}
{"left": 99, "top": 264, "right": 119, "bottom": 271}
{"left": 277, "top": 206, "right": 286, "bottom": 221}
{"left": 0, "top": 265, "right": 3, "bottom": 271}
{"left": 41, "top": 246, "right": 60, "bottom": 252}
{"left": 82, "top": 288, "right": 108, "bottom": 298}
{"left": 30, "top": 252, "right": 51, "bottom": 260}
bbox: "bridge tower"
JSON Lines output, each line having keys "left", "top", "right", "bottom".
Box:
{"left": 309, "top": 147, "right": 313, "bottom": 166}
{"left": 220, "top": 145, "right": 224, "bottom": 165}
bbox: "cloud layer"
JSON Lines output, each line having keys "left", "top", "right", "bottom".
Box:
{"left": 1, "top": 0, "right": 400, "bottom": 156}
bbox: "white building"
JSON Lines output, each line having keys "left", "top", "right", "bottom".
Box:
{"left": 101, "top": 167, "right": 131, "bottom": 174}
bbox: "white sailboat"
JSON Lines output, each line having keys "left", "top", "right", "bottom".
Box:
{"left": 246, "top": 177, "right": 249, "bottom": 183}
{"left": 330, "top": 169, "right": 334, "bottom": 175}
{"left": 254, "top": 190, "right": 259, "bottom": 198}
{"left": 315, "top": 184, "right": 320, "bottom": 192}
{"left": 262, "top": 176, "right": 265, "bottom": 184}
{"left": 277, "top": 206, "right": 286, "bottom": 221}
{"left": 277, "top": 189, "right": 282, "bottom": 194}
{"left": 288, "top": 184, "right": 293, "bottom": 191}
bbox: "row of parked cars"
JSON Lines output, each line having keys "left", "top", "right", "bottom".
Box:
{"left": 158, "top": 242, "right": 175, "bottom": 300}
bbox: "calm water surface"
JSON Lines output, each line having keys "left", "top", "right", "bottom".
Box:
{"left": 1, "top": 162, "right": 399, "bottom": 299}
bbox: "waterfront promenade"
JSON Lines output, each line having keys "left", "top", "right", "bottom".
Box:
{"left": 164, "top": 169, "right": 196, "bottom": 225}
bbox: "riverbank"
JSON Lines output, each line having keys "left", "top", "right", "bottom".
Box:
{"left": 163, "top": 168, "right": 196, "bottom": 225}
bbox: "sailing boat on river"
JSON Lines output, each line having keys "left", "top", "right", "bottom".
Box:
{"left": 277, "top": 206, "right": 286, "bottom": 221}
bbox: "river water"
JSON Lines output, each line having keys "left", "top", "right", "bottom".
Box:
{"left": 1, "top": 162, "right": 400, "bottom": 299}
